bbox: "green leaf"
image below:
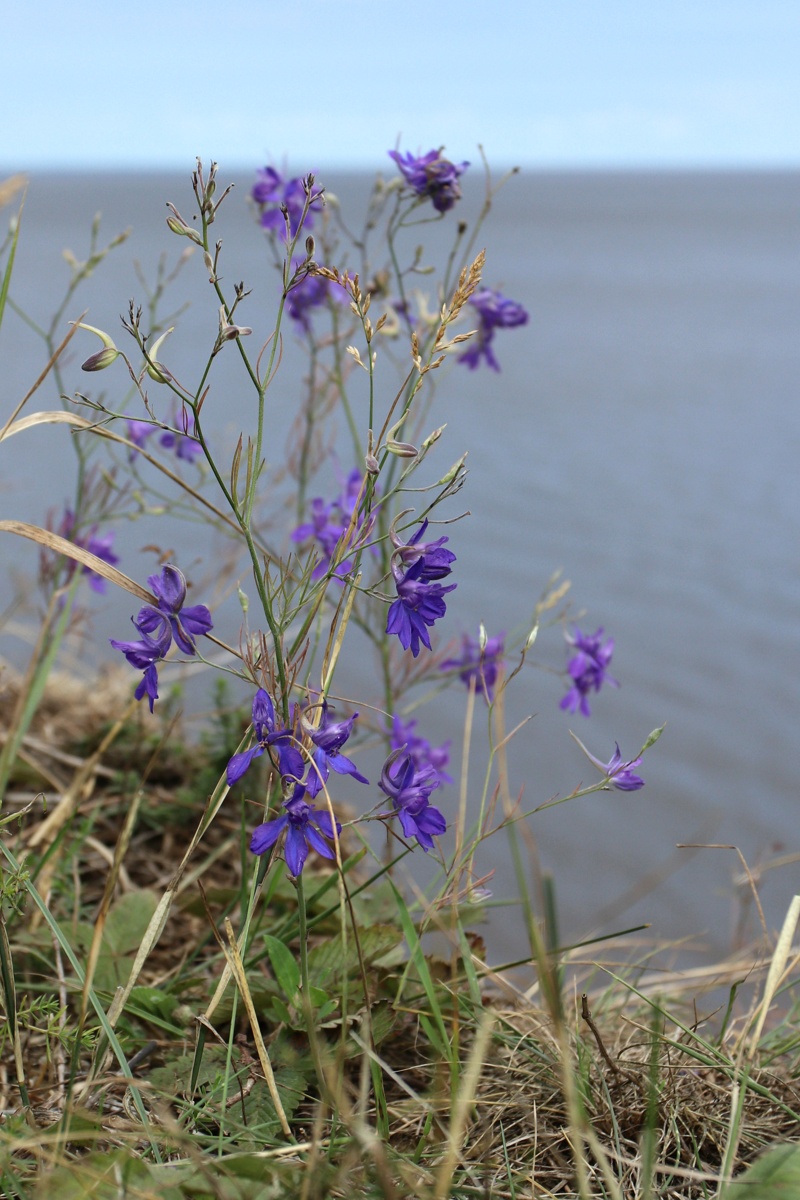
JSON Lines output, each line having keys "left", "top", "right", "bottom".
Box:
{"left": 721, "top": 1143, "right": 800, "bottom": 1198}
{"left": 103, "top": 890, "right": 160, "bottom": 955}
{"left": 263, "top": 934, "right": 300, "bottom": 1002}
{"left": 35, "top": 1150, "right": 181, "bottom": 1200}
{"left": 307, "top": 923, "right": 403, "bottom": 984}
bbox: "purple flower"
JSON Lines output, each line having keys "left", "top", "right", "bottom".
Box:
{"left": 58, "top": 509, "right": 119, "bottom": 594}
{"left": 459, "top": 288, "right": 529, "bottom": 372}
{"left": 250, "top": 783, "right": 341, "bottom": 876}
{"left": 379, "top": 747, "right": 447, "bottom": 852}
{"left": 302, "top": 700, "right": 369, "bottom": 798}
{"left": 292, "top": 469, "right": 372, "bottom": 582}
{"left": 560, "top": 626, "right": 618, "bottom": 718}
{"left": 252, "top": 166, "right": 323, "bottom": 238}
{"left": 134, "top": 565, "right": 213, "bottom": 654}
{"left": 586, "top": 742, "right": 644, "bottom": 791}
{"left": 441, "top": 632, "right": 505, "bottom": 702}
{"left": 386, "top": 521, "right": 456, "bottom": 657}
{"left": 110, "top": 565, "right": 212, "bottom": 711}
{"left": 227, "top": 688, "right": 305, "bottom": 786}
{"left": 388, "top": 148, "right": 469, "bottom": 214}
{"left": 160, "top": 408, "right": 202, "bottom": 463}
{"left": 390, "top": 715, "right": 452, "bottom": 787}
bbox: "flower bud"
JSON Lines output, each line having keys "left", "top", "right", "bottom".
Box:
{"left": 81, "top": 346, "right": 119, "bottom": 372}
{"left": 436, "top": 454, "right": 467, "bottom": 486}
{"left": 76, "top": 322, "right": 120, "bottom": 371}
{"left": 386, "top": 439, "right": 417, "bottom": 458}
{"left": 145, "top": 327, "right": 174, "bottom": 382}
{"left": 421, "top": 424, "right": 446, "bottom": 451}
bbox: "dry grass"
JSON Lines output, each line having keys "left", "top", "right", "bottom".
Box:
{"left": 0, "top": 662, "right": 798, "bottom": 1198}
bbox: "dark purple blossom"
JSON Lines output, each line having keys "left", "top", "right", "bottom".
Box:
{"left": 292, "top": 469, "right": 371, "bottom": 582}
{"left": 133, "top": 564, "right": 213, "bottom": 655}
{"left": 110, "top": 565, "right": 212, "bottom": 711}
{"left": 227, "top": 688, "right": 305, "bottom": 786}
{"left": 302, "top": 701, "right": 369, "bottom": 798}
{"left": 560, "top": 626, "right": 618, "bottom": 717}
{"left": 250, "top": 783, "right": 341, "bottom": 876}
{"left": 586, "top": 742, "right": 644, "bottom": 791}
{"left": 58, "top": 509, "right": 119, "bottom": 594}
{"left": 379, "top": 747, "right": 447, "bottom": 852}
{"left": 459, "top": 287, "right": 529, "bottom": 372}
{"left": 390, "top": 715, "right": 452, "bottom": 787}
{"left": 251, "top": 166, "right": 323, "bottom": 238}
{"left": 441, "top": 632, "right": 505, "bottom": 702}
{"left": 386, "top": 521, "right": 456, "bottom": 657}
{"left": 388, "top": 148, "right": 469, "bottom": 214}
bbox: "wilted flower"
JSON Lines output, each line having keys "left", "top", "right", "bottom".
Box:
{"left": 302, "top": 700, "right": 369, "bottom": 798}
{"left": 251, "top": 166, "right": 323, "bottom": 238}
{"left": 379, "top": 747, "right": 447, "bottom": 852}
{"left": 227, "top": 688, "right": 304, "bottom": 786}
{"left": 250, "top": 784, "right": 341, "bottom": 876}
{"left": 585, "top": 742, "right": 645, "bottom": 791}
{"left": 459, "top": 288, "right": 528, "bottom": 372}
{"left": 441, "top": 632, "right": 505, "bottom": 702}
{"left": 388, "top": 148, "right": 469, "bottom": 213}
{"left": 390, "top": 715, "right": 452, "bottom": 787}
{"left": 560, "top": 627, "right": 618, "bottom": 717}
{"left": 386, "top": 521, "right": 456, "bottom": 657}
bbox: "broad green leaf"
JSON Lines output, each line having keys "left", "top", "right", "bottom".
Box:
{"left": 263, "top": 934, "right": 300, "bottom": 1002}
{"left": 721, "top": 1143, "right": 800, "bottom": 1197}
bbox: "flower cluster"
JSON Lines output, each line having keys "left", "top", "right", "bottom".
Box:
{"left": 110, "top": 565, "right": 212, "bottom": 712}
{"left": 291, "top": 469, "right": 371, "bottom": 582}
{"left": 228, "top": 689, "right": 367, "bottom": 875}
{"left": 58, "top": 508, "right": 119, "bottom": 594}
{"left": 251, "top": 166, "right": 323, "bottom": 239}
{"left": 441, "top": 632, "right": 505, "bottom": 702}
{"left": 228, "top": 686, "right": 450, "bottom": 872}
{"left": 379, "top": 747, "right": 447, "bottom": 852}
{"left": 390, "top": 715, "right": 452, "bottom": 787}
{"left": 560, "top": 626, "right": 618, "bottom": 717}
{"left": 459, "top": 288, "right": 529, "bottom": 372}
{"left": 386, "top": 520, "right": 457, "bottom": 657}
{"left": 389, "top": 148, "right": 469, "bottom": 214}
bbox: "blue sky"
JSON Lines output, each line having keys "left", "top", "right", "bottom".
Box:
{"left": 3, "top": 0, "right": 800, "bottom": 170}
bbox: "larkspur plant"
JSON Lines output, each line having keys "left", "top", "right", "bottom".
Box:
{"left": 0, "top": 150, "right": 664, "bottom": 1175}
{"left": 10, "top": 150, "right": 654, "bottom": 886}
